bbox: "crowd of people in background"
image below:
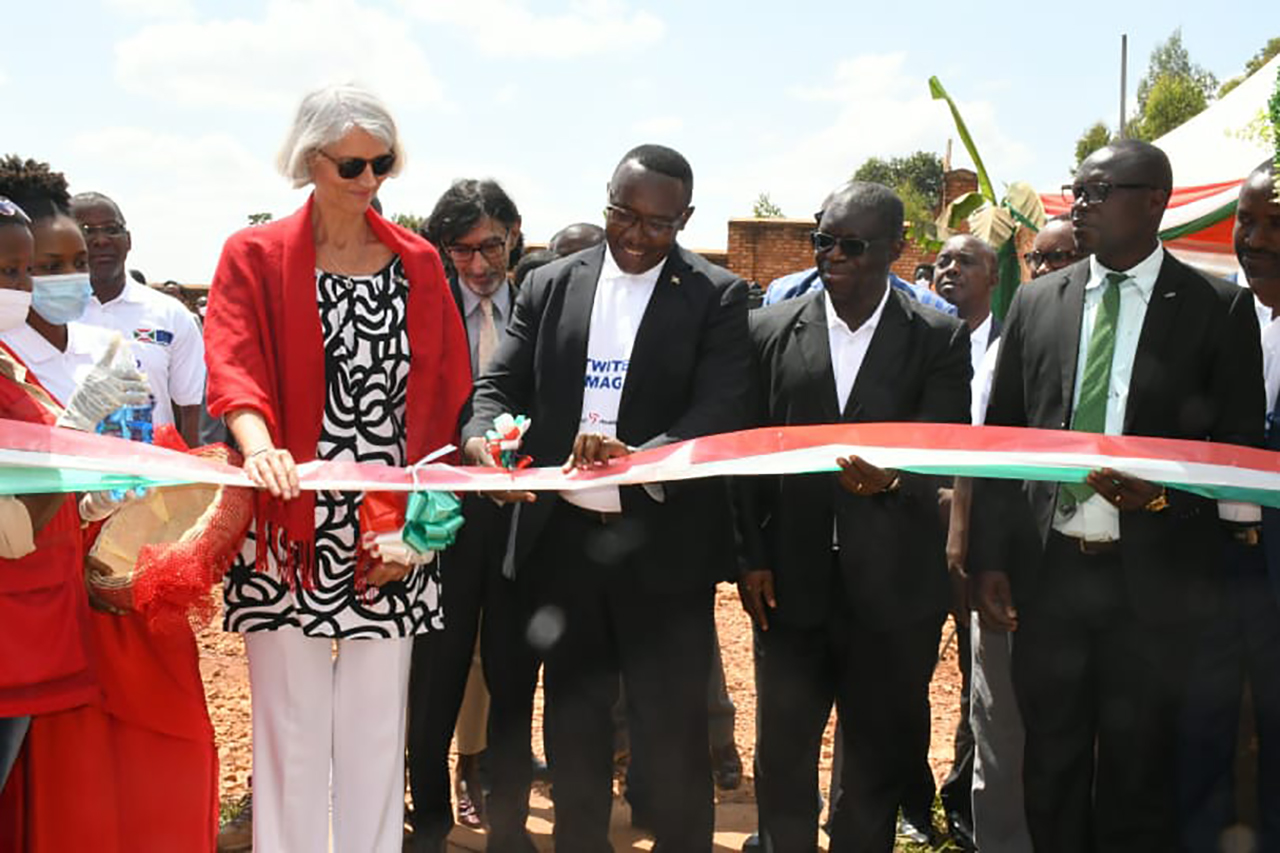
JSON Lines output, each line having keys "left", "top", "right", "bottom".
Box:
{"left": 1, "top": 81, "right": 1279, "bottom": 853}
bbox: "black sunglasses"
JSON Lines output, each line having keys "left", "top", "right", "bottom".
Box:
{"left": 1023, "top": 249, "right": 1078, "bottom": 267}
{"left": 809, "top": 230, "right": 881, "bottom": 257}
{"left": 316, "top": 149, "right": 396, "bottom": 180}
{"left": 1061, "top": 181, "right": 1157, "bottom": 205}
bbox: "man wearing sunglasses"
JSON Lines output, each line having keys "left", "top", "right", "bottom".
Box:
{"left": 69, "top": 192, "right": 206, "bottom": 447}
{"left": 737, "top": 180, "right": 970, "bottom": 852}
{"left": 971, "top": 140, "right": 1264, "bottom": 852}
{"left": 1022, "top": 214, "right": 1082, "bottom": 279}
{"left": 461, "top": 144, "right": 749, "bottom": 852}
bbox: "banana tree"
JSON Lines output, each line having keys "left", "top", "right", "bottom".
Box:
{"left": 929, "top": 76, "right": 1046, "bottom": 321}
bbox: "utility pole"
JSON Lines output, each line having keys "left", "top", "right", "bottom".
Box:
{"left": 1119, "top": 34, "right": 1128, "bottom": 139}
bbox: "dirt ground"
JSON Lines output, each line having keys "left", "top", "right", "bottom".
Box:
{"left": 198, "top": 584, "right": 965, "bottom": 849}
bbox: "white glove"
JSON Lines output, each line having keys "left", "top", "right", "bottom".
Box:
{"left": 56, "top": 335, "right": 150, "bottom": 431}
{"left": 78, "top": 486, "right": 147, "bottom": 523}
{"left": 362, "top": 530, "right": 436, "bottom": 567}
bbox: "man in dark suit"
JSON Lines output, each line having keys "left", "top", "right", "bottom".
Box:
{"left": 1177, "top": 161, "right": 1280, "bottom": 852}
{"left": 461, "top": 143, "right": 750, "bottom": 853}
{"left": 971, "top": 140, "right": 1265, "bottom": 853}
{"left": 737, "top": 180, "right": 971, "bottom": 852}
{"left": 407, "top": 178, "right": 528, "bottom": 853}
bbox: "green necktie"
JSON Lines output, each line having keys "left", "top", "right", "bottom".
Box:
{"left": 1061, "top": 272, "right": 1127, "bottom": 505}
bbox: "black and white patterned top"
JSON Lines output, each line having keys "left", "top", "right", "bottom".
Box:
{"left": 223, "top": 258, "right": 444, "bottom": 638}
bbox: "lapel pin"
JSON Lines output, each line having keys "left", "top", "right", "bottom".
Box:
{"left": 1163, "top": 291, "right": 1176, "bottom": 298}
{"left": 670, "top": 274, "right": 681, "bottom": 286}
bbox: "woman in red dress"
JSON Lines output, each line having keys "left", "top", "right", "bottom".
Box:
{"left": 0, "top": 159, "right": 219, "bottom": 853}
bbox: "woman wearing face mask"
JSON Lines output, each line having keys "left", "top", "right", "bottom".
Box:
{"left": 0, "top": 197, "right": 102, "bottom": 800}
{"left": 0, "top": 156, "right": 118, "bottom": 404}
{"left": 0, "top": 159, "right": 220, "bottom": 853}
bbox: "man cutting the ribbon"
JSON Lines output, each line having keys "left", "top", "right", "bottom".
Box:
{"left": 461, "top": 143, "right": 750, "bottom": 853}
{"left": 971, "top": 139, "right": 1265, "bottom": 853}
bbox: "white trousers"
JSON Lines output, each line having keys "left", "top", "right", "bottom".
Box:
{"left": 245, "top": 628, "right": 415, "bottom": 853}
{"left": 969, "top": 612, "right": 1033, "bottom": 853}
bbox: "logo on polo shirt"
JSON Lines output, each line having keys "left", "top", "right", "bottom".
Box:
{"left": 133, "top": 328, "right": 174, "bottom": 346}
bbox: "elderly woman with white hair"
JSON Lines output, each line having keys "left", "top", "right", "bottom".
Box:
{"left": 203, "top": 84, "right": 471, "bottom": 852}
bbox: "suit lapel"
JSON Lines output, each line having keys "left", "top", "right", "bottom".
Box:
{"left": 556, "top": 245, "right": 604, "bottom": 424}
{"left": 846, "top": 289, "right": 909, "bottom": 421}
{"left": 1125, "top": 254, "right": 1182, "bottom": 433}
{"left": 793, "top": 292, "right": 840, "bottom": 423}
{"left": 1057, "top": 265, "right": 1088, "bottom": 419}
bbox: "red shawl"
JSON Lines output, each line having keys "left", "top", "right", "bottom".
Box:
{"left": 202, "top": 196, "right": 472, "bottom": 587}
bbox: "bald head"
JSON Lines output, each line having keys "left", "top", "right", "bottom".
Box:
{"left": 548, "top": 222, "right": 605, "bottom": 257}
{"left": 1027, "top": 217, "right": 1081, "bottom": 277}
{"left": 820, "top": 181, "right": 904, "bottom": 241}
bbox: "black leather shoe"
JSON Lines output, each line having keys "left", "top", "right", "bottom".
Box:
{"left": 741, "top": 832, "right": 763, "bottom": 852}
{"left": 945, "top": 809, "right": 977, "bottom": 852}
{"left": 711, "top": 742, "right": 743, "bottom": 791}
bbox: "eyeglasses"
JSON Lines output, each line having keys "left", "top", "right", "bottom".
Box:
{"left": 1023, "top": 249, "right": 1078, "bottom": 268}
{"left": 1061, "top": 181, "right": 1158, "bottom": 205}
{"left": 80, "top": 222, "right": 127, "bottom": 239}
{"left": 316, "top": 149, "right": 396, "bottom": 180}
{"left": 446, "top": 236, "right": 508, "bottom": 264}
{"left": 604, "top": 204, "right": 684, "bottom": 237}
{"left": 0, "top": 197, "right": 30, "bottom": 223}
{"left": 809, "top": 230, "right": 882, "bottom": 257}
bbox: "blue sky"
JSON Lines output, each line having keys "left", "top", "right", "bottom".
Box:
{"left": 3, "top": 0, "right": 1275, "bottom": 282}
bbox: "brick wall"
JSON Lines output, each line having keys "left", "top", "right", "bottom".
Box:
{"left": 726, "top": 217, "right": 815, "bottom": 287}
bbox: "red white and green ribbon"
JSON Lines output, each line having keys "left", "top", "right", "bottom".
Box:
{"left": 2, "top": 418, "right": 1280, "bottom": 507}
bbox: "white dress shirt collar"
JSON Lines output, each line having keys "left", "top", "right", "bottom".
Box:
{"left": 1087, "top": 242, "right": 1164, "bottom": 299}
{"left": 823, "top": 280, "right": 890, "bottom": 337}
{"left": 601, "top": 244, "right": 667, "bottom": 287}
{"left": 824, "top": 281, "right": 891, "bottom": 414}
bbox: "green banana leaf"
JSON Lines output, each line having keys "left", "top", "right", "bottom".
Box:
{"left": 929, "top": 76, "right": 996, "bottom": 202}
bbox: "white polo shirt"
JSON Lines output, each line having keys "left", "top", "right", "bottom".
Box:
{"left": 0, "top": 321, "right": 121, "bottom": 406}
{"left": 81, "top": 281, "right": 205, "bottom": 426}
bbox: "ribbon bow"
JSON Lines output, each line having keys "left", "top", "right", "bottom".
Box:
{"left": 485, "top": 412, "right": 533, "bottom": 470}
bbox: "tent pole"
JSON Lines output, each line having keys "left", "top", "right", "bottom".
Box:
{"left": 1119, "top": 34, "right": 1128, "bottom": 139}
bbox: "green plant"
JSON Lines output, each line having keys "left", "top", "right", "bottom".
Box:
{"left": 928, "top": 76, "right": 1045, "bottom": 321}
{"left": 752, "top": 192, "right": 784, "bottom": 218}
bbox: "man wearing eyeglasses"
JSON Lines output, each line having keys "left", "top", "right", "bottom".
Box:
{"left": 410, "top": 178, "right": 530, "bottom": 853}
{"left": 461, "top": 144, "right": 749, "bottom": 852}
{"left": 69, "top": 192, "right": 205, "bottom": 446}
{"left": 971, "top": 140, "right": 1264, "bottom": 852}
{"left": 736, "top": 180, "right": 970, "bottom": 852}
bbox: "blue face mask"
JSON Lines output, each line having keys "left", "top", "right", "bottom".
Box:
{"left": 31, "top": 273, "right": 92, "bottom": 324}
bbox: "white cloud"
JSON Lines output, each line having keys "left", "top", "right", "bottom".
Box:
{"left": 104, "top": 0, "right": 195, "bottom": 19}
{"left": 400, "top": 0, "right": 664, "bottom": 58}
{"left": 631, "top": 116, "right": 683, "bottom": 136}
{"left": 114, "top": 0, "right": 445, "bottom": 113}
{"left": 747, "top": 53, "right": 1031, "bottom": 225}
{"left": 64, "top": 126, "right": 299, "bottom": 284}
